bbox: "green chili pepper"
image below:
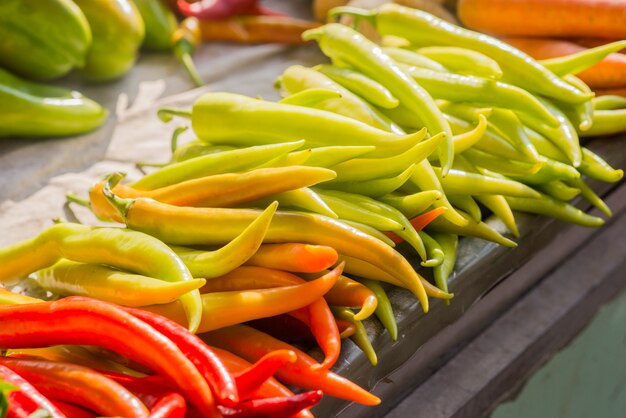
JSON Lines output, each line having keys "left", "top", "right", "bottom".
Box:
{"left": 592, "top": 95, "right": 626, "bottom": 111}
{"left": 508, "top": 158, "right": 581, "bottom": 183}
{"left": 448, "top": 194, "right": 482, "bottom": 223}
{"left": 416, "top": 46, "right": 503, "bottom": 79}
{"left": 487, "top": 109, "right": 541, "bottom": 162}
{"left": 0, "top": 222, "right": 202, "bottom": 332}
{"left": 315, "top": 64, "right": 400, "bottom": 109}
{"left": 255, "top": 149, "right": 313, "bottom": 168}
{"left": 171, "top": 142, "right": 238, "bottom": 164}
{"left": 328, "top": 130, "right": 444, "bottom": 182}
{"left": 132, "top": 0, "right": 178, "bottom": 51}
{"left": 326, "top": 164, "right": 417, "bottom": 197}
{"left": 418, "top": 231, "right": 445, "bottom": 267}
{"left": 580, "top": 108, "right": 626, "bottom": 137}
{"left": 463, "top": 148, "right": 542, "bottom": 177}
{"left": 131, "top": 140, "right": 305, "bottom": 190}
{"left": 278, "top": 65, "right": 403, "bottom": 134}
{"left": 331, "top": 307, "right": 377, "bottom": 366}
{"left": 278, "top": 87, "right": 342, "bottom": 107}
{"left": 252, "top": 188, "right": 338, "bottom": 219}
{"left": 430, "top": 232, "right": 458, "bottom": 298}
{"left": 505, "top": 194, "right": 605, "bottom": 228}
{"left": 451, "top": 114, "right": 489, "bottom": 154}
{"left": 360, "top": 279, "right": 397, "bottom": 341}
{"left": 0, "top": 0, "right": 92, "bottom": 80}
{"left": 426, "top": 210, "right": 517, "bottom": 247}
{"left": 316, "top": 193, "right": 404, "bottom": 232}
{"left": 557, "top": 75, "right": 594, "bottom": 132}
{"left": 434, "top": 167, "right": 541, "bottom": 198}
{"left": 341, "top": 220, "right": 398, "bottom": 248}
{"left": 332, "top": 4, "right": 590, "bottom": 104}
{"left": 182, "top": 92, "right": 424, "bottom": 158}
{"left": 170, "top": 202, "right": 277, "bottom": 278}
{"left": 302, "top": 23, "right": 454, "bottom": 174}
{"left": 303, "top": 146, "right": 377, "bottom": 168}
{"left": 540, "top": 40, "right": 626, "bottom": 76}
{"left": 382, "top": 47, "right": 449, "bottom": 72}
{"left": 476, "top": 194, "right": 519, "bottom": 238}
{"left": 73, "top": 0, "right": 145, "bottom": 81}
{"left": 565, "top": 177, "right": 612, "bottom": 218}
{"left": 0, "top": 67, "right": 108, "bottom": 138}
{"left": 578, "top": 148, "right": 624, "bottom": 183}
{"left": 36, "top": 259, "right": 206, "bottom": 307}
{"left": 379, "top": 190, "right": 442, "bottom": 219}
{"left": 535, "top": 180, "right": 581, "bottom": 202}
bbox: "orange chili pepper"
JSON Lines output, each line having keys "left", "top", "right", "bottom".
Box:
{"left": 384, "top": 206, "right": 448, "bottom": 244}
{"left": 244, "top": 243, "right": 339, "bottom": 273}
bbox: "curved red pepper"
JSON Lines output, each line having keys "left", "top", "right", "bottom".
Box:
{"left": 50, "top": 400, "right": 96, "bottom": 418}
{"left": 218, "top": 390, "right": 323, "bottom": 418}
{"left": 177, "top": 0, "right": 284, "bottom": 20}
{"left": 0, "top": 363, "right": 65, "bottom": 418}
{"left": 233, "top": 349, "right": 296, "bottom": 400}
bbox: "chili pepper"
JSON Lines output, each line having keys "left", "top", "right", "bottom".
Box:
{"left": 488, "top": 109, "right": 541, "bottom": 162}
{"left": 0, "top": 363, "right": 64, "bottom": 418}
{"left": 73, "top": 0, "right": 144, "bottom": 81}
{"left": 0, "top": 358, "right": 149, "bottom": 418}
{"left": 219, "top": 390, "right": 323, "bottom": 418}
{"left": 252, "top": 188, "right": 338, "bottom": 219}
{"left": 171, "top": 17, "right": 205, "bottom": 87}
{"left": 451, "top": 114, "right": 489, "bottom": 154}
{"left": 133, "top": 0, "right": 178, "bottom": 51}
{"left": 305, "top": 272, "right": 378, "bottom": 321}
{"left": 122, "top": 306, "right": 238, "bottom": 407}
{"left": 315, "top": 64, "right": 400, "bottom": 109}
{"left": 360, "top": 279, "right": 398, "bottom": 341}
{"left": 434, "top": 167, "right": 541, "bottom": 198}
{"left": 379, "top": 190, "right": 442, "bottom": 219}
{"left": 327, "top": 130, "right": 445, "bottom": 182}
{"left": 418, "top": 231, "right": 445, "bottom": 268}
{"left": 0, "top": 289, "right": 41, "bottom": 306}
{"left": 397, "top": 65, "right": 559, "bottom": 129}
{"left": 245, "top": 243, "right": 339, "bottom": 273}
{"left": 0, "top": 67, "right": 108, "bottom": 138}
{"left": 566, "top": 177, "right": 612, "bottom": 218}
{"left": 580, "top": 108, "right": 626, "bottom": 137}
{"left": 535, "top": 180, "right": 581, "bottom": 202}
{"left": 286, "top": 305, "right": 341, "bottom": 370}
{"left": 252, "top": 149, "right": 313, "bottom": 169}
{"left": 302, "top": 146, "right": 377, "bottom": 168}
{"left": 476, "top": 194, "right": 519, "bottom": 237}
{"left": 228, "top": 350, "right": 296, "bottom": 401}
{"left": 0, "top": 0, "right": 91, "bottom": 80}
{"left": 558, "top": 75, "right": 594, "bottom": 132}
{"left": 278, "top": 87, "right": 343, "bottom": 107}
{"left": 339, "top": 255, "right": 454, "bottom": 300}
{"left": 317, "top": 193, "right": 405, "bottom": 232}
{"left": 0, "top": 222, "right": 201, "bottom": 333}
{"left": 328, "top": 163, "right": 417, "bottom": 198}
{"left": 50, "top": 400, "right": 95, "bottom": 418}
{"left": 279, "top": 65, "right": 403, "bottom": 134}
{"left": 170, "top": 202, "right": 276, "bottom": 278}
{"left": 449, "top": 194, "right": 481, "bottom": 223}
{"left": 426, "top": 210, "right": 517, "bottom": 247}
{"left": 340, "top": 220, "right": 398, "bottom": 247}
{"left": 430, "top": 232, "right": 458, "bottom": 298}
{"left": 177, "top": 0, "right": 280, "bottom": 20}
{"left": 462, "top": 148, "right": 542, "bottom": 177}
{"left": 505, "top": 194, "right": 605, "bottom": 227}
{"left": 382, "top": 47, "right": 449, "bottom": 72}
{"left": 332, "top": 306, "right": 377, "bottom": 366}
{"left": 195, "top": 15, "right": 318, "bottom": 44}
{"left": 0, "top": 298, "right": 217, "bottom": 416}
{"left": 204, "top": 325, "right": 381, "bottom": 406}
{"left": 35, "top": 260, "right": 206, "bottom": 307}
{"left": 540, "top": 40, "right": 626, "bottom": 77}
{"left": 174, "top": 92, "right": 426, "bottom": 158}
{"left": 417, "top": 46, "right": 503, "bottom": 79}
{"left": 131, "top": 140, "right": 305, "bottom": 190}
{"left": 303, "top": 23, "right": 454, "bottom": 175}
{"left": 147, "top": 393, "right": 186, "bottom": 418}
{"left": 592, "top": 95, "right": 626, "bottom": 110}
{"left": 147, "top": 264, "right": 342, "bottom": 334}
{"left": 333, "top": 4, "right": 590, "bottom": 104}
{"left": 578, "top": 147, "right": 624, "bottom": 183}
{"left": 100, "top": 179, "right": 430, "bottom": 311}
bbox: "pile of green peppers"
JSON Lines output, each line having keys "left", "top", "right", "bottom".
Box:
{"left": 0, "top": 0, "right": 184, "bottom": 139}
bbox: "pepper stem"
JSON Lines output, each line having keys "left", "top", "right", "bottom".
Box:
{"left": 170, "top": 125, "right": 189, "bottom": 153}
{"left": 157, "top": 107, "right": 192, "bottom": 123}
{"left": 328, "top": 6, "right": 378, "bottom": 27}
{"left": 101, "top": 173, "right": 133, "bottom": 222}
{"left": 66, "top": 192, "right": 90, "bottom": 208}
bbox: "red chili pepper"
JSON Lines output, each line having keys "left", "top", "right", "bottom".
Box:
{"left": 203, "top": 325, "right": 381, "bottom": 406}
{"left": 384, "top": 207, "right": 448, "bottom": 244}
{"left": 0, "top": 298, "right": 218, "bottom": 417}
{"left": 0, "top": 357, "right": 149, "bottom": 418}
{"left": 148, "top": 393, "right": 187, "bottom": 418}
{"left": 49, "top": 400, "right": 96, "bottom": 418}
{"left": 0, "top": 363, "right": 64, "bottom": 418}
{"left": 233, "top": 349, "right": 296, "bottom": 400}
{"left": 177, "top": 0, "right": 284, "bottom": 20}
{"left": 218, "top": 390, "right": 323, "bottom": 418}
{"left": 123, "top": 306, "right": 239, "bottom": 407}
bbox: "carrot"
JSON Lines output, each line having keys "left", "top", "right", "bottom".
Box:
{"left": 576, "top": 38, "right": 626, "bottom": 54}
{"left": 458, "top": 0, "right": 626, "bottom": 40}
{"left": 503, "top": 37, "right": 626, "bottom": 89}
{"left": 595, "top": 87, "right": 626, "bottom": 97}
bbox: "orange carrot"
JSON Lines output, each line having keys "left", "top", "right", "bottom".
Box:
{"left": 595, "top": 87, "right": 626, "bottom": 97}
{"left": 503, "top": 37, "right": 626, "bottom": 89}
{"left": 458, "top": 0, "right": 626, "bottom": 40}
{"left": 245, "top": 243, "right": 339, "bottom": 273}
{"left": 576, "top": 38, "right": 626, "bottom": 54}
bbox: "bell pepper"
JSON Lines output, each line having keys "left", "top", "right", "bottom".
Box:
{"left": 0, "top": 0, "right": 92, "bottom": 80}
{"left": 73, "top": 0, "right": 145, "bottom": 81}
{"left": 0, "top": 67, "right": 108, "bottom": 138}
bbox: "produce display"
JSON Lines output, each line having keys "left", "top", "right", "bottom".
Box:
{"left": 1, "top": 1, "right": 625, "bottom": 417}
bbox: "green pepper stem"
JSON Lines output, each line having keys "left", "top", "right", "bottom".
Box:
{"left": 328, "top": 6, "right": 378, "bottom": 27}
{"left": 101, "top": 173, "right": 133, "bottom": 221}
{"left": 157, "top": 108, "right": 192, "bottom": 123}
{"left": 171, "top": 125, "right": 189, "bottom": 153}
{"left": 66, "top": 192, "right": 90, "bottom": 208}
{"left": 174, "top": 39, "right": 204, "bottom": 88}
{"left": 136, "top": 161, "right": 167, "bottom": 169}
